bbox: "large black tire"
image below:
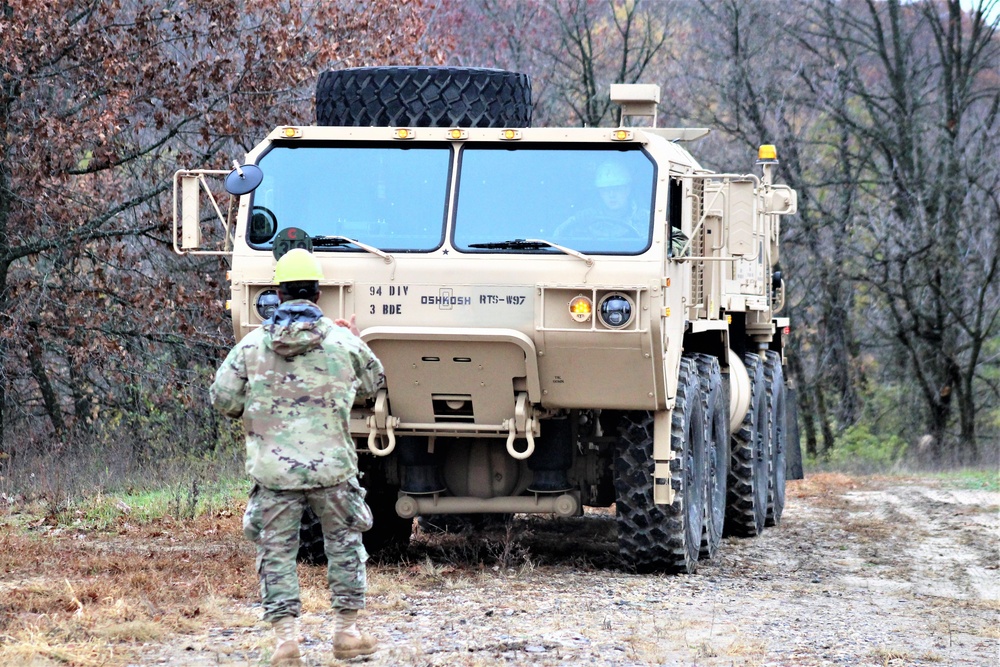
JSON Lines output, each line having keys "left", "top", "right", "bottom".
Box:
{"left": 615, "top": 356, "right": 705, "bottom": 573}
{"left": 725, "top": 352, "right": 771, "bottom": 537}
{"left": 693, "top": 353, "right": 728, "bottom": 560}
{"left": 315, "top": 66, "right": 532, "bottom": 128}
{"left": 297, "top": 456, "right": 413, "bottom": 565}
{"left": 764, "top": 351, "right": 787, "bottom": 526}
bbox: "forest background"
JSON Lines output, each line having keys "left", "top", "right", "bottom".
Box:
{"left": 0, "top": 0, "right": 997, "bottom": 506}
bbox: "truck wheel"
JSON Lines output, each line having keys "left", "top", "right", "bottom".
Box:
{"left": 315, "top": 66, "right": 533, "bottom": 128}
{"left": 693, "top": 353, "right": 728, "bottom": 560}
{"left": 725, "top": 352, "right": 771, "bottom": 537}
{"left": 614, "top": 356, "right": 705, "bottom": 573}
{"left": 296, "top": 457, "right": 413, "bottom": 565}
{"left": 764, "top": 351, "right": 787, "bottom": 526}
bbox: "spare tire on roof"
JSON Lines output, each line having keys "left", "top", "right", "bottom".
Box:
{"left": 315, "top": 66, "right": 532, "bottom": 128}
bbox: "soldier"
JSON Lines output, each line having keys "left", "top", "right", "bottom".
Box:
{"left": 554, "top": 160, "right": 650, "bottom": 239}
{"left": 210, "top": 247, "right": 385, "bottom": 665}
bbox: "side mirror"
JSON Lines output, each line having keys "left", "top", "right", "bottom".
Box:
{"left": 225, "top": 163, "right": 263, "bottom": 195}
{"left": 173, "top": 164, "right": 256, "bottom": 255}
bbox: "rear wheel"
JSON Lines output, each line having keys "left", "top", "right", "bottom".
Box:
{"left": 764, "top": 351, "right": 787, "bottom": 526}
{"left": 725, "top": 352, "right": 770, "bottom": 537}
{"left": 315, "top": 66, "right": 532, "bottom": 128}
{"left": 614, "top": 356, "right": 705, "bottom": 573}
{"left": 693, "top": 353, "right": 728, "bottom": 560}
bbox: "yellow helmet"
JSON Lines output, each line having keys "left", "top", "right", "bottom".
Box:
{"left": 273, "top": 248, "right": 324, "bottom": 283}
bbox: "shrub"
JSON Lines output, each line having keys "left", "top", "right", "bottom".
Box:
{"left": 825, "top": 424, "right": 907, "bottom": 471}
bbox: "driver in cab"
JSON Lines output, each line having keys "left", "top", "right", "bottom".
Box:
{"left": 555, "top": 161, "right": 649, "bottom": 239}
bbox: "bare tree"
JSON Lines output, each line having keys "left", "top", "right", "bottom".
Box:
{"left": 0, "top": 0, "right": 444, "bottom": 467}
{"left": 679, "top": 0, "right": 866, "bottom": 456}
{"left": 539, "top": 0, "right": 671, "bottom": 126}
{"left": 678, "top": 0, "right": 999, "bottom": 462}
{"left": 798, "top": 0, "right": 1000, "bottom": 461}
{"left": 436, "top": 0, "right": 671, "bottom": 126}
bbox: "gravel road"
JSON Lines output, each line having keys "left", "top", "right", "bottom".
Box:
{"left": 133, "top": 473, "right": 999, "bottom": 667}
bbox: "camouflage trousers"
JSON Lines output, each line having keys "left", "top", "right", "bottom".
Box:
{"left": 242, "top": 477, "right": 373, "bottom": 623}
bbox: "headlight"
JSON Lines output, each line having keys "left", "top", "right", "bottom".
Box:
{"left": 255, "top": 289, "right": 280, "bottom": 321}
{"left": 598, "top": 293, "right": 633, "bottom": 329}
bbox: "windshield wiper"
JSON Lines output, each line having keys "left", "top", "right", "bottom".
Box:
{"left": 468, "top": 238, "right": 593, "bottom": 266}
{"left": 469, "top": 238, "right": 549, "bottom": 250}
{"left": 311, "top": 235, "right": 393, "bottom": 264}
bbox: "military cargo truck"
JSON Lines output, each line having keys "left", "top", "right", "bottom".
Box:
{"left": 175, "top": 67, "right": 800, "bottom": 573}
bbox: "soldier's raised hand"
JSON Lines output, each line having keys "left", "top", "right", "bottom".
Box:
{"left": 335, "top": 313, "right": 360, "bottom": 337}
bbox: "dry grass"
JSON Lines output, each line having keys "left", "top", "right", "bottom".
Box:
{"left": 0, "top": 502, "right": 254, "bottom": 666}
{"left": 870, "top": 646, "right": 914, "bottom": 665}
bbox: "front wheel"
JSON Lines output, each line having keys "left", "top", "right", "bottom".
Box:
{"left": 614, "top": 356, "right": 706, "bottom": 573}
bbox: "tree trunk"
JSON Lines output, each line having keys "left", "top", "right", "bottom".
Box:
{"left": 27, "top": 324, "right": 65, "bottom": 437}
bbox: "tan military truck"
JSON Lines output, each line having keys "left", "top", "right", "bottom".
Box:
{"left": 175, "top": 67, "right": 800, "bottom": 573}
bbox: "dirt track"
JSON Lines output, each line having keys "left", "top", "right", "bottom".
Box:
{"left": 121, "top": 473, "right": 998, "bottom": 667}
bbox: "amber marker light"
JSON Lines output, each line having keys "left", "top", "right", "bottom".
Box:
{"left": 757, "top": 144, "right": 778, "bottom": 162}
{"left": 568, "top": 295, "right": 593, "bottom": 323}
{"left": 612, "top": 129, "right": 633, "bottom": 141}
{"left": 281, "top": 126, "right": 302, "bottom": 138}
{"left": 394, "top": 128, "right": 415, "bottom": 139}
{"left": 448, "top": 128, "right": 468, "bottom": 140}
{"left": 500, "top": 129, "right": 522, "bottom": 140}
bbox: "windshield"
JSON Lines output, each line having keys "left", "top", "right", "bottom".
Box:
{"left": 250, "top": 143, "right": 451, "bottom": 252}
{"left": 453, "top": 147, "right": 655, "bottom": 254}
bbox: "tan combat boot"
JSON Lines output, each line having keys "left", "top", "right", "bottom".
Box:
{"left": 271, "top": 615, "right": 302, "bottom": 666}
{"left": 333, "top": 609, "right": 378, "bottom": 660}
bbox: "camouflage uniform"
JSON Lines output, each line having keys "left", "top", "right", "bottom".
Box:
{"left": 210, "top": 299, "right": 384, "bottom": 623}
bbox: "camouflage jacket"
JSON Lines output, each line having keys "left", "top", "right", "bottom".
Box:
{"left": 209, "top": 300, "right": 385, "bottom": 490}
